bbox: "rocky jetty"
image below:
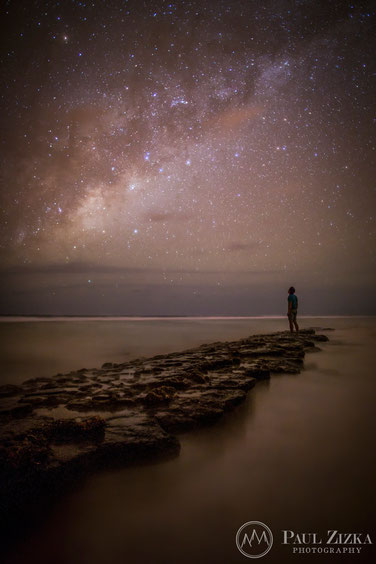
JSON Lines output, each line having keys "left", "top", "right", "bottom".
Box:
{"left": 0, "top": 328, "right": 328, "bottom": 522}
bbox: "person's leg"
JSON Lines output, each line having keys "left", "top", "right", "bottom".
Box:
{"left": 288, "top": 315, "right": 294, "bottom": 332}
{"left": 293, "top": 319, "right": 299, "bottom": 332}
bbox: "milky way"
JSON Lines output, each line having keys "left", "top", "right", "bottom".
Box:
{"left": 1, "top": 1, "right": 375, "bottom": 314}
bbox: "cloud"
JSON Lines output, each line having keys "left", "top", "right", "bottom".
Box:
{"left": 0, "top": 261, "right": 279, "bottom": 277}
{"left": 0, "top": 263, "right": 150, "bottom": 275}
{"left": 227, "top": 241, "right": 261, "bottom": 252}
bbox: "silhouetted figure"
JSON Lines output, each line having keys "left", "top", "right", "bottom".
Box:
{"left": 287, "top": 286, "right": 299, "bottom": 333}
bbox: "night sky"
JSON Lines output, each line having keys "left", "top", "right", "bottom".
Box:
{"left": 1, "top": 0, "right": 375, "bottom": 315}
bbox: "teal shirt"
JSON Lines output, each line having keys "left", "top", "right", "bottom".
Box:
{"left": 288, "top": 294, "right": 298, "bottom": 311}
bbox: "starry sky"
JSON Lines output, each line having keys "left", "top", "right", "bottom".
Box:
{"left": 0, "top": 0, "right": 375, "bottom": 315}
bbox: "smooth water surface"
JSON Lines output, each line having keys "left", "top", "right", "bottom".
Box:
{"left": 1, "top": 316, "right": 308, "bottom": 384}
{"left": 4, "top": 318, "right": 376, "bottom": 564}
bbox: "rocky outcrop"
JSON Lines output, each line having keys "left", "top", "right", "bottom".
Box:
{"left": 0, "top": 328, "right": 329, "bottom": 521}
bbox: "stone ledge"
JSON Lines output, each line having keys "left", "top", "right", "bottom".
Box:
{"left": 0, "top": 328, "right": 329, "bottom": 521}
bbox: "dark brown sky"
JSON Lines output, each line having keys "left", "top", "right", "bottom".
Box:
{"left": 1, "top": 0, "right": 375, "bottom": 315}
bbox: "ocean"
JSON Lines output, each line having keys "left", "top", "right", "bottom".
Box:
{"left": 0, "top": 315, "right": 371, "bottom": 385}
{"left": 3, "top": 316, "right": 376, "bottom": 564}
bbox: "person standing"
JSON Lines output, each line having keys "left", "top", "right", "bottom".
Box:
{"left": 287, "top": 286, "right": 299, "bottom": 333}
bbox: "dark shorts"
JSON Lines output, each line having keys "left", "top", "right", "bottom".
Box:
{"left": 288, "top": 310, "right": 297, "bottom": 323}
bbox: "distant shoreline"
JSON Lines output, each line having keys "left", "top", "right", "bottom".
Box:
{"left": 0, "top": 314, "right": 375, "bottom": 322}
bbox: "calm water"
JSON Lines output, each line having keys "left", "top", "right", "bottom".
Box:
{"left": 0, "top": 316, "right": 322, "bottom": 385}
{"left": 3, "top": 317, "right": 376, "bottom": 564}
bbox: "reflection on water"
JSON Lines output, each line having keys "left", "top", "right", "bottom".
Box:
{"left": 4, "top": 318, "right": 376, "bottom": 564}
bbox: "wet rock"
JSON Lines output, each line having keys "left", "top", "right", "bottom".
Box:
{"left": 155, "top": 388, "right": 246, "bottom": 433}
{"left": 0, "top": 385, "right": 23, "bottom": 398}
{"left": 0, "top": 401, "right": 33, "bottom": 419}
{"left": 310, "top": 334, "right": 329, "bottom": 342}
{"left": 241, "top": 347, "right": 285, "bottom": 357}
{"left": 46, "top": 416, "right": 106, "bottom": 443}
{"left": 92, "top": 392, "right": 112, "bottom": 401}
{"left": 24, "top": 387, "right": 78, "bottom": 397}
{"left": 240, "top": 365, "right": 270, "bottom": 380}
{"left": 185, "top": 371, "right": 209, "bottom": 384}
{"left": 18, "top": 395, "right": 61, "bottom": 407}
{"left": 0, "top": 436, "right": 51, "bottom": 476}
{"left": 302, "top": 340, "right": 316, "bottom": 348}
{"left": 78, "top": 384, "right": 94, "bottom": 391}
{"left": 22, "top": 377, "right": 53, "bottom": 386}
{"left": 66, "top": 398, "right": 94, "bottom": 411}
{"left": 160, "top": 376, "right": 190, "bottom": 390}
{"left": 86, "top": 415, "right": 180, "bottom": 469}
{"left": 307, "top": 346, "right": 322, "bottom": 353}
{"left": 143, "top": 386, "right": 176, "bottom": 406}
{"left": 0, "top": 415, "right": 51, "bottom": 442}
{"left": 0, "top": 328, "right": 330, "bottom": 521}
{"left": 54, "top": 377, "right": 72, "bottom": 386}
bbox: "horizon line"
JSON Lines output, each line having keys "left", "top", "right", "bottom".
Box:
{"left": 0, "top": 314, "right": 375, "bottom": 322}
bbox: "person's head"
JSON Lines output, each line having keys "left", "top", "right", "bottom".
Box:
{"left": 288, "top": 286, "right": 295, "bottom": 294}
